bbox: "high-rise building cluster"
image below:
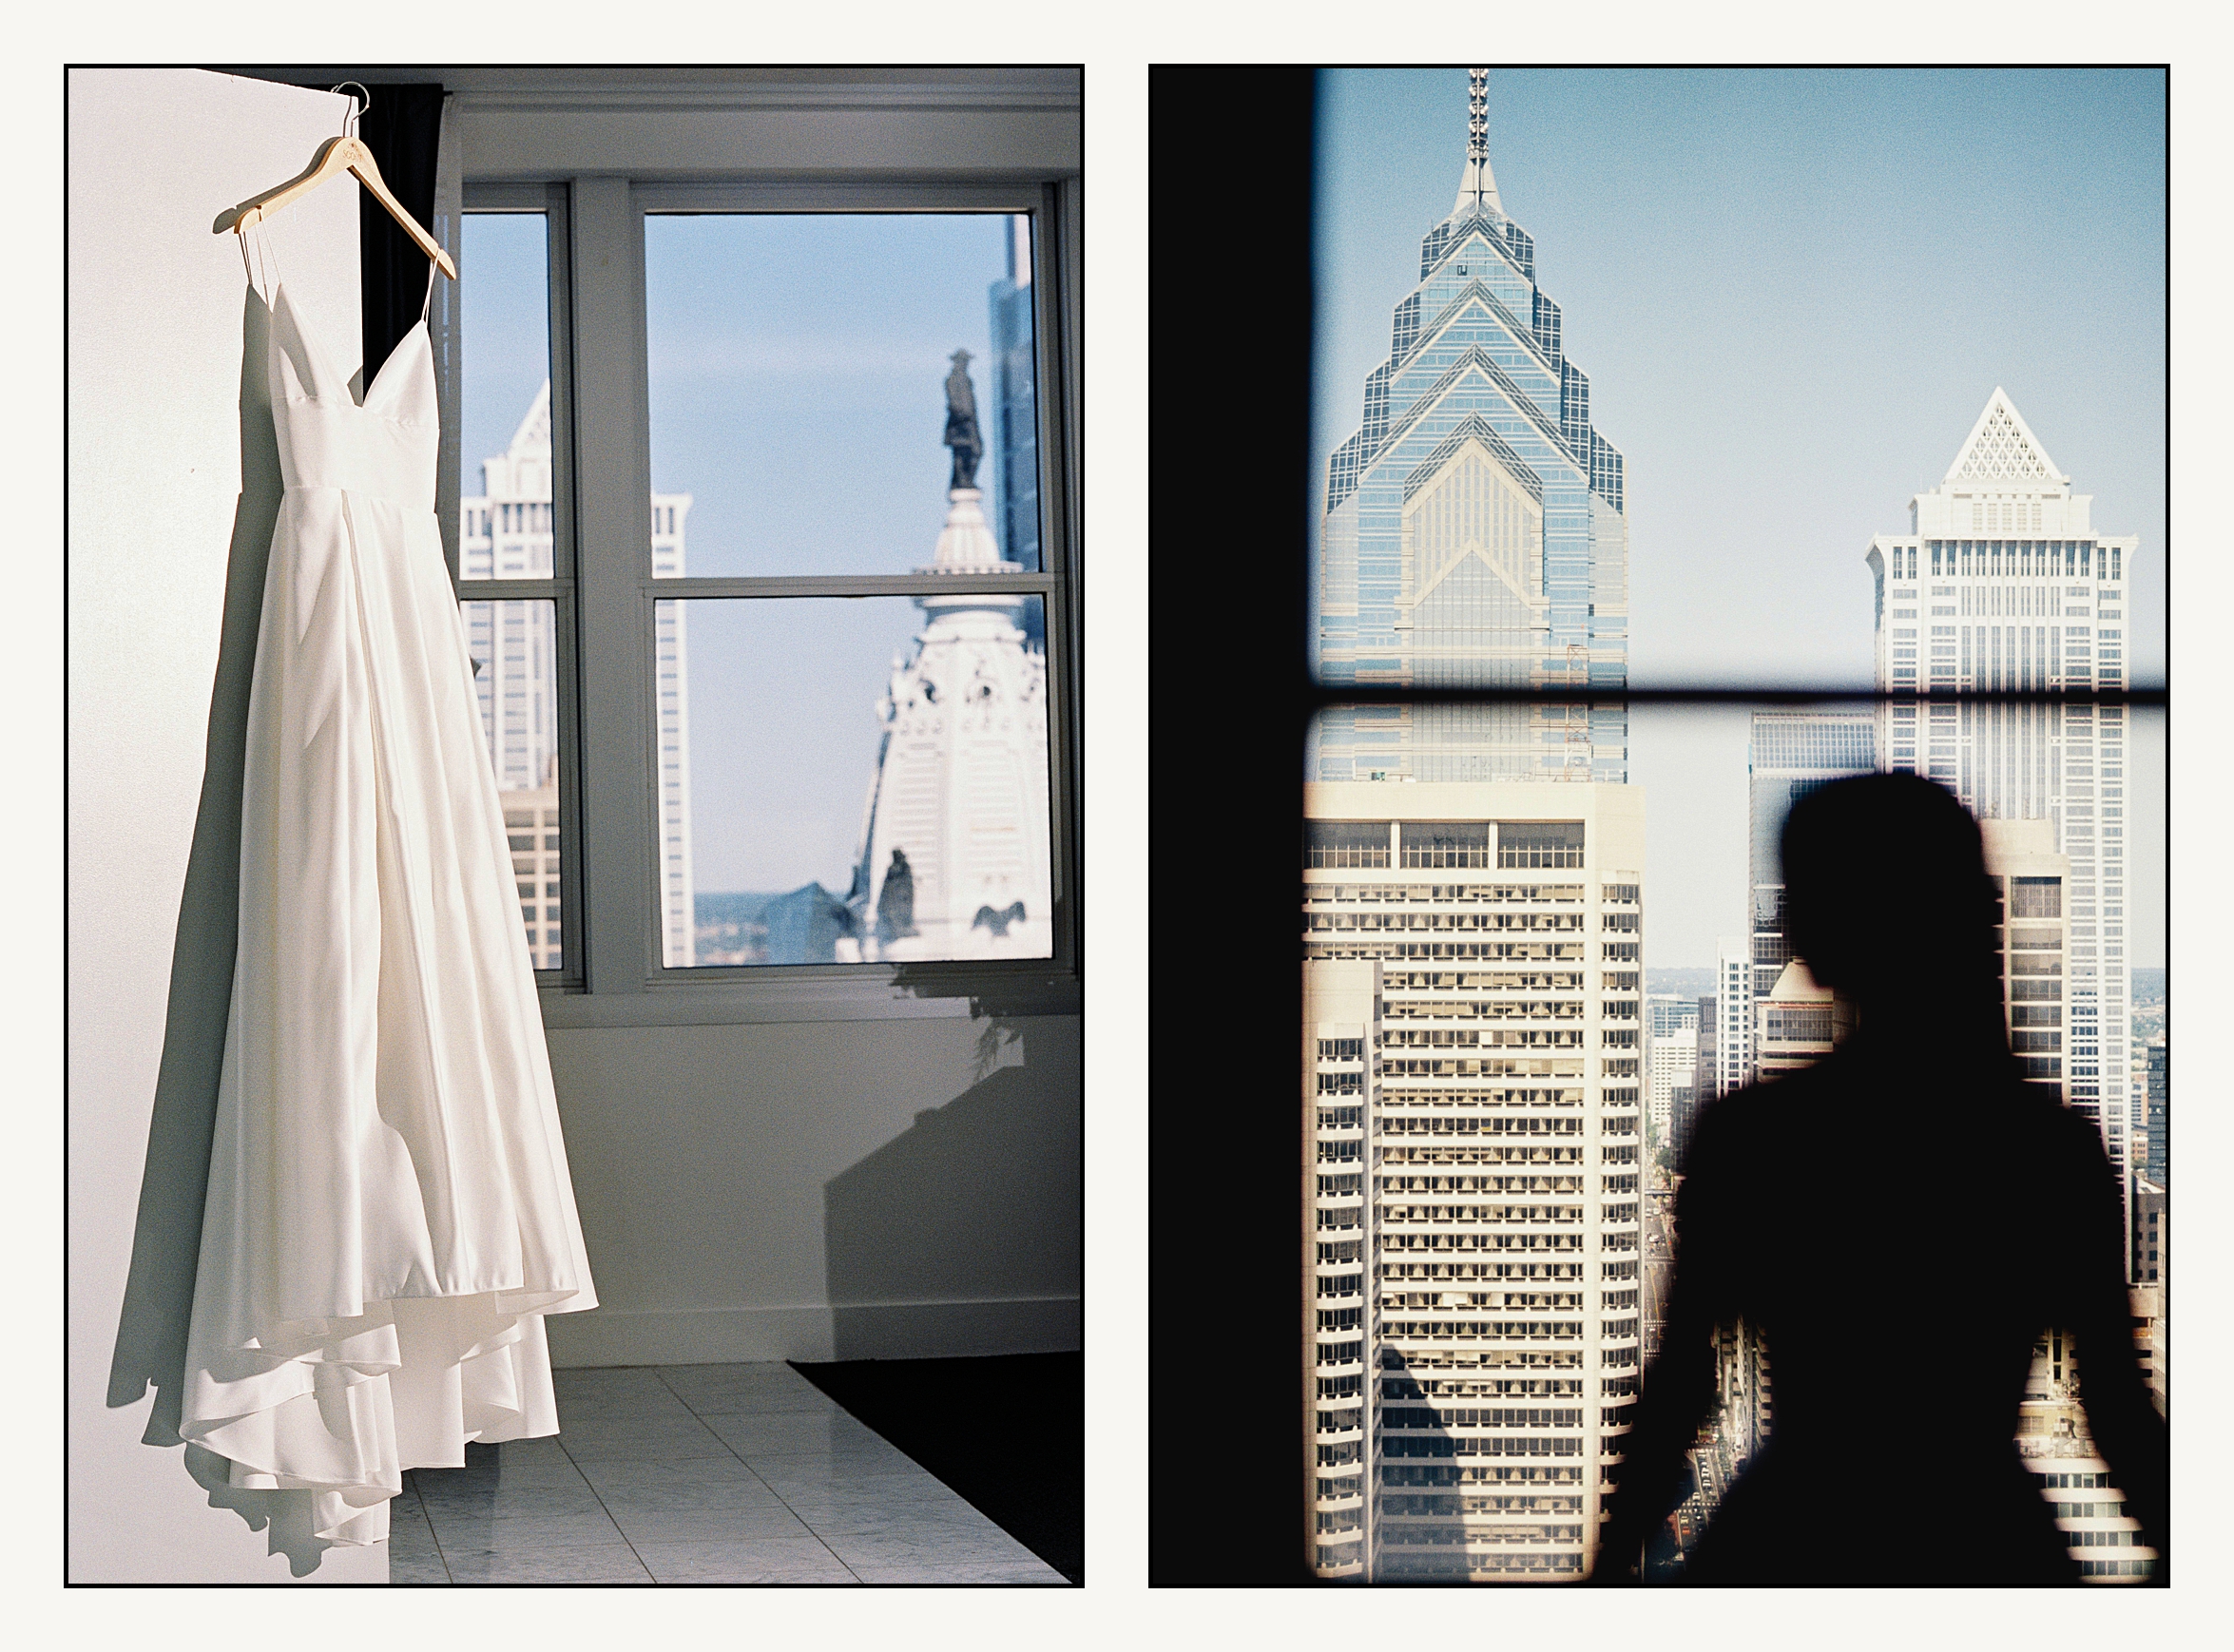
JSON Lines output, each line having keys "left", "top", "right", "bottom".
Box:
{"left": 1309, "top": 69, "right": 2158, "bottom": 1586}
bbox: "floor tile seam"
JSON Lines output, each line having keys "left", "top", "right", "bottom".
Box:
{"left": 654, "top": 1365, "right": 899, "bottom": 1584}
{"left": 554, "top": 1431, "right": 661, "bottom": 1583}
{"left": 413, "top": 1484, "right": 456, "bottom": 1585}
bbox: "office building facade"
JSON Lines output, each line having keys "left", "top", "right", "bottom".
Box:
{"left": 1304, "top": 780, "right": 1647, "bottom": 1582}
{"left": 460, "top": 382, "right": 696, "bottom": 967}
{"left": 1712, "top": 941, "right": 1752, "bottom": 1099}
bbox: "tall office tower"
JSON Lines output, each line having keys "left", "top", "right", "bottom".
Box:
{"left": 1746, "top": 713, "right": 1875, "bottom": 1021}
{"left": 1303, "top": 781, "right": 1647, "bottom": 1583}
{"left": 844, "top": 479, "right": 1051, "bottom": 963}
{"left": 460, "top": 382, "right": 697, "bottom": 967}
{"left": 1713, "top": 941, "right": 1753, "bottom": 1093}
{"left": 988, "top": 216, "right": 1039, "bottom": 570}
{"left": 1315, "top": 68, "right": 1629, "bottom": 784}
{"left": 1868, "top": 388, "right": 2135, "bottom": 1185}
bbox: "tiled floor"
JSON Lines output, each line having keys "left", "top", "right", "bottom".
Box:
{"left": 391, "top": 1362, "right": 1069, "bottom": 1585}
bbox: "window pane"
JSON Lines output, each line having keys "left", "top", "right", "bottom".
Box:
{"left": 663, "top": 594, "right": 1051, "bottom": 967}
{"left": 461, "top": 598, "right": 563, "bottom": 970}
{"left": 644, "top": 213, "right": 1040, "bottom": 580}
{"left": 458, "top": 213, "right": 553, "bottom": 582}
{"left": 1308, "top": 68, "right": 2164, "bottom": 692}
{"left": 1300, "top": 694, "right": 2164, "bottom": 1582}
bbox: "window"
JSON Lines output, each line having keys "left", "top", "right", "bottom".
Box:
{"left": 1252, "top": 66, "right": 2166, "bottom": 1591}
{"left": 440, "top": 72, "right": 1079, "bottom": 1018}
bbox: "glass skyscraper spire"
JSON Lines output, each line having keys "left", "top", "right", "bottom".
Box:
{"left": 1317, "top": 67, "right": 1629, "bottom": 784}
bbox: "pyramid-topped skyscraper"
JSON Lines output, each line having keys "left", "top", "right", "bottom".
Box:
{"left": 1866, "top": 386, "right": 2139, "bottom": 1216}
{"left": 1317, "top": 67, "right": 1628, "bottom": 784}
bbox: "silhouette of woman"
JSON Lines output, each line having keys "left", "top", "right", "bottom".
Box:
{"left": 1595, "top": 773, "right": 2167, "bottom": 1585}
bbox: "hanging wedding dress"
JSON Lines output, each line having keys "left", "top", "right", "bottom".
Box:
{"left": 180, "top": 240, "right": 597, "bottom": 1546}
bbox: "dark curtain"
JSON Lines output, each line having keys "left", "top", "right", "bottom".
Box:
{"left": 356, "top": 85, "right": 445, "bottom": 384}
{"left": 1147, "top": 66, "right": 1316, "bottom": 1585}
{"left": 299, "top": 83, "right": 445, "bottom": 387}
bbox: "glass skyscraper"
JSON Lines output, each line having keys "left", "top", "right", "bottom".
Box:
{"left": 1304, "top": 70, "right": 1644, "bottom": 1585}
{"left": 1316, "top": 69, "right": 1628, "bottom": 783}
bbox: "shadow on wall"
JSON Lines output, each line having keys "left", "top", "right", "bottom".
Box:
{"left": 103, "top": 286, "right": 339, "bottom": 1577}
{"left": 825, "top": 977, "right": 1081, "bottom": 1361}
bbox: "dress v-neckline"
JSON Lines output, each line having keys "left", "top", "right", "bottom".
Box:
{"left": 273, "top": 280, "right": 428, "bottom": 413}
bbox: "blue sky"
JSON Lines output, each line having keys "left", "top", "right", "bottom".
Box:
{"left": 459, "top": 211, "right": 1030, "bottom": 898}
{"left": 1313, "top": 67, "right": 2165, "bottom": 968}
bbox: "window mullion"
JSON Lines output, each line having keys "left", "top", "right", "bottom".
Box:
{"left": 567, "top": 175, "right": 656, "bottom": 996}
{"left": 1044, "top": 176, "right": 1084, "bottom": 970}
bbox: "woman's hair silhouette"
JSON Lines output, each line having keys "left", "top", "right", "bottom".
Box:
{"left": 1594, "top": 772, "right": 2167, "bottom": 1585}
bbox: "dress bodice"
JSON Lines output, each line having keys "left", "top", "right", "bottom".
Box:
{"left": 267, "top": 282, "right": 438, "bottom": 512}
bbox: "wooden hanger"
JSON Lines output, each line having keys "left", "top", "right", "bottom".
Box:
{"left": 216, "top": 90, "right": 457, "bottom": 279}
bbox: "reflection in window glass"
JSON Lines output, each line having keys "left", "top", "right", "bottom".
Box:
{"left": 457, "top": 213, "right": 552, "bottom": 583}
{"left": 666, "top": 594, "right": 1051, "bottom": 967}
{"left": 460, "top": 599, "right": 562, "bottom": 971}
{"left": 644, "top": 214, "right": 1038, "bottom": 581}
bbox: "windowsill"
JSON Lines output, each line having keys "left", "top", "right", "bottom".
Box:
{"left": 537, "top": 965, "right": 1081, "bottom": 1028}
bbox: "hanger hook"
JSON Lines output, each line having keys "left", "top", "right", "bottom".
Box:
{"left": 331, "top": 82, "right": 372, "bottom": 139}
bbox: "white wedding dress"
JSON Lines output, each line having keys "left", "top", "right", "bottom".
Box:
{"left": 180, "top": 259, "right": 597, "bottom": 1546}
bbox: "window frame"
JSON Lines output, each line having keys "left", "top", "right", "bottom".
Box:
{"left": 439, "top": 76, "right": 1082, "bottom": 1026}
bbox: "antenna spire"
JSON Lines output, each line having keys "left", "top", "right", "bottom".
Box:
{"left": 1453, "top": 68, "right": 1503, "bottom": 217}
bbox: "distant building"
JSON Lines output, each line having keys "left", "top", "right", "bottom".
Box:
{"left": 460, "top": 382, "right": 695, "bottom": 967}
{"left": 1302, "top": 779, "right": 1647, "bottom": 1584}
{"left": 2130, "top": 1178, "right": 2164, "bottom": 1287}
{"left": 988, "top": 219, "right": 1039, "bottom": 567}
{"left": 1647, "top": 995, "right": 1698, "bottom": 1040}
{"left": 2144, "top": 1037, "right": 2167, "bottom": 1187}
{"left": 1714, "top": 940, "right": 1752, "bottom": 1095}
{"left": 1753, "top": 960, "right": 1839, "bottom": 1080}
{"left": 1679, "top": 993, "right": 1715, "bottom": 1162}
{"left": 1868, "top": 388, "right": 2134, "bottom": 1205}
{"left": 1647, "top": 1023, "right": 1696, "bottom": 1148}
{"left": 840, "top": 430, "right": 1052, "bottom": 963}
{"left": 1747, "top": 712, "right": 1874, "bottom": 1045}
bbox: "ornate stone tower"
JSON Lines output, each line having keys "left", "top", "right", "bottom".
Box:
{"left": 842, "top": 361, "right": 1052, "bottom": 962}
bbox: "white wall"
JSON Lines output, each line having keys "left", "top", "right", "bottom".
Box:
{"left": 543, "top": 1010, "right": 1082, "bottom": 1367}
{"left": 67, "top": 68, "right": 386, "bottom": 1584}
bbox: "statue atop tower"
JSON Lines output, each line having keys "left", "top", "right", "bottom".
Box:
{"left": 943, "top": 348, "right": 984, "bottom": 491}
